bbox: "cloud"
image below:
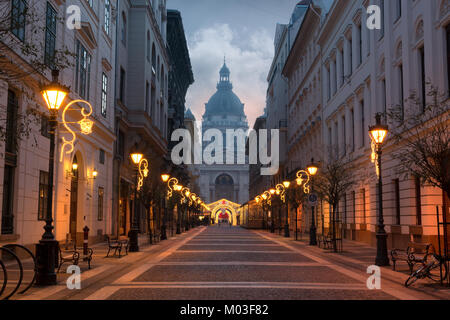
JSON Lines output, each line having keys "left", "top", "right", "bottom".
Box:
{"left": 185, "top": 23, "right": 273, "bottom": 128}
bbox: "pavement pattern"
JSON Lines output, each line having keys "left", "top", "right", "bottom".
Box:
{"left": 16, "top": 226, "right": 450, "bottom": 300}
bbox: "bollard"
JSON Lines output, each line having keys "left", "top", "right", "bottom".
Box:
{"left": 83, "top": 226, "right": 89, "bottom": 257}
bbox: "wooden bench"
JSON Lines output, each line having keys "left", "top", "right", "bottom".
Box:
{"left": 318, "top": 234, "right": 333, "bottom": 249}
{"left": 152, "top": 232, "right": 161, "bottom": 244}
{"left": 106, "top": 235, "right": 128, "bottom": 258}
{"left": 391, "top": 242, "right": 435, "bottom": 273}
{"left": 57, "top": 243, "right": 93, "bottom": 273}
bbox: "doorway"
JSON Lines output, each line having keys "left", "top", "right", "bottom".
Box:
{"left": 69, "top": 156, "right": 79, "bottom": 243}
{"left": 119, "top": 179, "right": 129, "bottom": 236}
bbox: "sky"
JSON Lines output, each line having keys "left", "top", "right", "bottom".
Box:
{"left": 167, "top": 0, "right": 302, "bottom": 128}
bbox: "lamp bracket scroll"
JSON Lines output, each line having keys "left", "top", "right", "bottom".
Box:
{"left": 296, "top": 170, "right": 311, "bottom": 194}
{"left": 181, "top": 187, "right": 190, "bottom": 204}
{"left": 275, "top": 184, "right": 287, "bottom": 203}
{"left": 60, "top": 100, "right": 94, "bottom": 162}
{"left": 137, "top": 159, "right": 149, "bottom": 191}
{"left": 263, "top": 191, "right": 272, "bottom": 206}
{"left": 167, "top": 178, "right": 179, "bottom": 198}
{"left": 370, "top": 138, "right": 380, "bottom": 178}
{"left": 189, "top": 193, "right": 198, "bottom": 206}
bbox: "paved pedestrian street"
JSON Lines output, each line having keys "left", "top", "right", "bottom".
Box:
{"left": 15, "top": 226, "right": 450, "bottom": 301}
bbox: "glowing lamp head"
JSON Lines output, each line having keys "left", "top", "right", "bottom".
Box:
{"left": 130, "top": 152, "right": 143, "bottom": 165}
{"left": 174, "top": 185, "right": 182, "bottom": 191}
{"left": 185, "top": 190, "right": 190, "bottom": 197}
{"left": 72, "top": 163, "right": 78, "bottom": 171}
{"left": 41, "top": 70, "right": 69, "bottom": 111}
{"left": 269, "top": 189, "right": 276, "bottom": 195}
{"left": 276, "top": 190, "right": 281, "bottom": 195}
{"left": 262, "top": 194, "right": 267, "bottom": 200}
{"left": 255, "top": 196, "right": 260, "bottom": 203}
{"left": 307, "top": 158, "right": 319, "bottom": 176}
{"left": 369, "top": 113, "right": 389, "bottom": 145}
{"left": 296, "top": 178, "right": 303, "bottom": 186}
{"left": 161, "top": 174, "right": 170, "bottom": 182}
{"left": 283, "top": 181, "right": 291, "bottom": 189}
{"left": 192, "top": 195, "right": 197, "bottom": 201}
{"left": 92, "top": 170, "right": 98, "bottom": 179}
{"left": 79, "top": 118, "right": 94, "bottom": 134}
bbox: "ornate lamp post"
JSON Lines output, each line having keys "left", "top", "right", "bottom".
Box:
{"left": 283, "top": 181, "right": 291, "bottom": 237}
{"left": 37, "top": 69, "right": 94, "bottom": 285}
{"left": 261, "top": 191, "right": 273, "bottom": 233}
{"left": 129, "top": 146, "right": 148, "bottom": 252}
{"left": 369, "top": 113, "right": 390, "bottom": 266}
{"left": 307, "top": 159, "right": 319, "bottom": 246}
{"left": 36, "top": 70, "right": 69, "bottom": 285}
{"left": 160, "top": 174, "right": 172, "bottom": 240}
{"left": 174, "top": 183, "right": 183, "bottom": 234}
{"left": 181, "top": 187, "right": 191, "bottom": 231}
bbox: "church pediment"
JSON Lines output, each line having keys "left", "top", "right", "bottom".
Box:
{"left": 76, "top": 22, "right": 98, "bottom": 50}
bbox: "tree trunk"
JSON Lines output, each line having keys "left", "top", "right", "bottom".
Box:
{"left": 332, "top": 204, "right": 337, "bottom": 253}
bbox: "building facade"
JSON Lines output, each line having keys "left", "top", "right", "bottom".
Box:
{"left": 166, "top": 9, "right": 194, "bottom": 150}
{"left": 112, "top": 0, "right": 169, "bottom": 238}
{"left": 198, "top": 62, "right": 249, "bottom": 205}
{"left": 283, "top": 1, "right": 327, "bottom": 235}
{"left": 0, "top": 0, "right": 117, "bottom": 247}
{"left": 282, "top": 0, "right": 449, "bottom": 248}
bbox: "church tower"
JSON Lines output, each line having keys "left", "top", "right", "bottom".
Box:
{"left": 197, "top": 61, "right": 249, "bottom": 205}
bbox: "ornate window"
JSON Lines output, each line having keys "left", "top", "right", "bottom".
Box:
{"left": 44, "top": 2, "right": 57, "bottom": 67}
{"left": 38, "top": 171, "right": 49, "bottom": 221}
{"left": 104, "top": 0, "right": 111, "bottom": 35}
{"left": 75, "top": 41, "right": 92, "bottom": 100}
{"left": 11, "top": 0, "right": 26, "bottom": 41}
{"left": 101, "top": 73, "right": 108, "bottom": 117}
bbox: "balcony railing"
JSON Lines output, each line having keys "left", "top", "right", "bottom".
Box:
{"left": 279, "top": 119, "right": 288, "bottom": 128}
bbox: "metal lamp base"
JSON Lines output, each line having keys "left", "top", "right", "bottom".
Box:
{"left": 375, "top": 232, "right": 390, "bottom": 266}
{"left": 128, "top": 229, "right": 139, "bottom": 252}
{"left": 309, "top": 226, "right": 317, "bottom": 246}
{"left": 35, "top": 240, "right": 58, "bottom": 286}
{"left": 284, "top": 224, "right": 290, "bottom": 238}
{"left": 161, "top": 225, "right": 167, "bottom": 240}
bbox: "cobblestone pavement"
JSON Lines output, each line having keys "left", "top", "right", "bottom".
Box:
{"left": 16, "top": 226, "right": 450, "bottom": 300}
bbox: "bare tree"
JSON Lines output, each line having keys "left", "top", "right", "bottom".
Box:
{"left": 0, "top": 0, "right": 74, "bottom": 151}
{"left": 315, "top": 154, "right": 355, "bottom": 252}
{"left": 0, "top": 0, "right": 73, "bottom": 81}
{"left": 387, "top": 85, "right": 450, "bottom": 202}
{"left": 139, "top": 153, "right": 167, "bottom": 241}
{"left": 287, "top": 183, "right": 308, "bottom": 238}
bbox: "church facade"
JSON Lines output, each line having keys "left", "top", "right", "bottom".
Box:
{"left": 197, "top": 62, "right": 249, "bottom": 205}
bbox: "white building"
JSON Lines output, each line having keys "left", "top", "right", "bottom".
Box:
{"left": 0, "top": 0, "right": 117, "bottom": 246}
{"left": 198, "top": 62, "right": 249, "bottom": 205}
{"left": 112, "top": 0, "right": 169, "bottom": 237}
{"left": 283, "top": 1, "right": 328, "bottom": 235}
{"left": 284, "top": 0, "right": 449, "bottom": 248}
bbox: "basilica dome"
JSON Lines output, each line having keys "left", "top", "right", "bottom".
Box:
{"left": 203, "top": 61, "right": 246, "bottom": 118}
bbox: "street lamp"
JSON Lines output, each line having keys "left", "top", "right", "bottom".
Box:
{"left": 174, "top": 184, "right": 184, "bottom": 234}
{"left": 129, "top": 145, "right": 145, "bottom": 252}
{"left": 160, "top": 174, "right": 176, "bottom": 240}
{"left": 307, "top": 158, "right": 319, "bottom": 246}
{"left": 35, "top": 70, "right": 70, "bottom": 285}
{"left": 282, "top": 181, "right": 291, "bottom": 238}
{"left": 262, "top": 191, "right": 274, "bottom": 233}
{"left": 369, "top": 113, "right": 390, "bottom": 266}
{"left": 182, "top": 187, "right": 191, "bottom": 231}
